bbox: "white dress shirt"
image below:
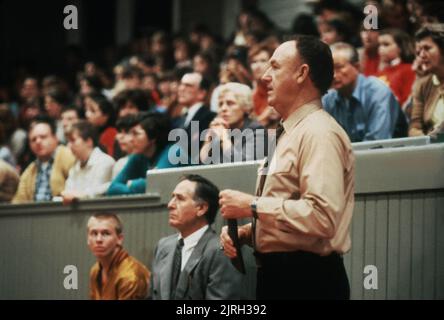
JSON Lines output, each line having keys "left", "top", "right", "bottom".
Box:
{"left": 183, "top": 102, "right": 204, "bottom": 128}
{"left": 178, "top": 225, "right": 209, "bottom": 271}
{"left": 64, "top": 147, "right": 115, "bottom": 198}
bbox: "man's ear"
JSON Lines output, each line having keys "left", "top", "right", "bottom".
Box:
{"left": 352, "top": 61, "right": 361, "bottom": 71}
{"left": 296, "top": 64, "right": 310, "bottom": 84}
{"left": 117, "top": 233, "right": 124, "bottom": 246}
{"left": 196, "top": 202, "right": 209, "bottom": 218}
{"left": 87, "top": 137, "right": 94, "bottom": 148}
{"left": 197, "top": 89, "right": 207, "bottom": 102}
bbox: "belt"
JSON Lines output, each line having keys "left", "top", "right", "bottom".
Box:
{"left": 254, "top": 250, "right": 341, "bottom": 268}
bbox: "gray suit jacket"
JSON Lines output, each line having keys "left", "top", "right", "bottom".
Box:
{"left": 150, "top": 227, "right": 242, "bottom": 300}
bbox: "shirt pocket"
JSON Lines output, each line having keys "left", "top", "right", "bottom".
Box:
{"left": 269, "top": 158, "right": 294, "bottom": 175}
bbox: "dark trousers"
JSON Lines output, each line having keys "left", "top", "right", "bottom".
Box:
{"left": 255, "top": 251, "right": 350, "bottom": 300}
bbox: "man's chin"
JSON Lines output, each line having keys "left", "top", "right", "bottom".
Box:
{"left": 168, "top": 219, "right": 176, "bottom": 228}
{"left": 93, "top": 251, "right": 108, "bottom": 259}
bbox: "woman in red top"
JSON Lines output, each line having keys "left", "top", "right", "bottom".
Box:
{"left": 377, "top": 28, "right": 416, "bottom": 107}
{"left": 248, "top": 43, "right": 280, "bottom": 129}
{"left": 84, "top": 93, "right": 118, "bottom": 158}
{"left": 359, "top": 29, "right": 383, "bottom": 76}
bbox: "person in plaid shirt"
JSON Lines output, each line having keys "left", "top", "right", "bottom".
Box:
{"left": 12, "top": 116, "right": 75, "bottom": 203}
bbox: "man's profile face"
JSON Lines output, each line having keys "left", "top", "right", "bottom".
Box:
{"left": 29, "top": 123, "right": 58, "bottom": 161}
{"left": 261, "top": 41, "right": 299, "bottom": 111}
{"left": 178, "top": 73, "right": 203, "bottom": 107}
{"left": 87, "top": 217, "right": 123, "bottom": 259}
{"left": 67, "top": 130, "right": 91, "bottom": 162}
{"left": 167, "top": 180, "right": 202, "bottom": 232}
{"left": 331, "top": 50, "right": 359, "bottom": 91}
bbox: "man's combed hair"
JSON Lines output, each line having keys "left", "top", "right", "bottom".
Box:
{"left": 180, "top": 174, "right": 220, "bottom": 225}
{"left": 293, "top": 35, "right": 334, "bottom": 95}
{"left": 199, "top": 75, "right": 212, "bottom": 92}
{"left": 30, "top": 114, "right": 57, "bottom": 136}
{"left": 66, "top": 120, "right": 99, "bottom": 147}
{"left": 330, "top": 42, "right": 359, "bottom": 64}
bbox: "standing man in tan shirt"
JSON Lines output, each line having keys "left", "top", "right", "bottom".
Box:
{"left": 219, "top": 36, "right": 355, "bottom": 300}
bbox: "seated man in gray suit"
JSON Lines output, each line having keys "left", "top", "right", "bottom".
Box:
{"left": 150, "top": 174, "right": 242, "bottom": 300}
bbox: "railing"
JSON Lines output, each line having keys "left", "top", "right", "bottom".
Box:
{"left": 0, "top": 139, "right": 443, "bottom": 299}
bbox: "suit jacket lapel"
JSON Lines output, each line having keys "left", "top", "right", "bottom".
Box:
{"left": 158, "top": 237, "right": 177, "bottom": 299}
{"left": 174, "top": 228, "right": 214, "bottom": 299}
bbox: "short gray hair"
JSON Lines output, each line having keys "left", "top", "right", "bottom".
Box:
{"left": 218, "top": 82, "right": 253, "bottom": 114}
{"left": 330, "top": 42, "right": 359, "bottom": 64}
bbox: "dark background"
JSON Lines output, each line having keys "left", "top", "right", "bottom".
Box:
{"left": 0, "top": 0, "right": 172, "bottom": 89}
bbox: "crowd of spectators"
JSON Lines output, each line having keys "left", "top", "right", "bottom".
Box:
{"left": 1, "top": 0, "right": 444, "bottom": 204}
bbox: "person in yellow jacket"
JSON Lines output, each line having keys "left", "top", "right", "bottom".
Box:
{"left": 12, "top": 116, "right": 75, "bottom": 203}
{"left": 87, "top": 213, "right": 150, "bottom": 300}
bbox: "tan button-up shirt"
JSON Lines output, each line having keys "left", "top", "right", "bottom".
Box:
{"left": 251, "top": 100, "right": 355, "bottom": 255}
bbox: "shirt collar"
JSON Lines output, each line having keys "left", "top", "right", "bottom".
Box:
{"left": 179, "top": 224, "right": 209, "bottom": 250}
{"left": 352, "top": 74, "right": 365, "bottom": 101}
{"left": 97, "top": 247, "right": 128, "bottom": 276}
{"left": 184, "top": 102, "right": 204, "bottom": 125}
{"left": 432, "top": 74, "right": 441, "bottom": 86}
{"left": 334, "top": 74, "right": 364, "bottom": 104}
{"left": 282, "top": 99, "right": 322, "bottom": 133}
{"left": 36, "top": 147, "right": 57, "bottom": 168}
{"left": 75, "top": 147, "right": 101, "bottom": 170}
{"left": 390, "top": 57, "right": 401, "bottom": 66}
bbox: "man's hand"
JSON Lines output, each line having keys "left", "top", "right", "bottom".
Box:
{"left": 220, "top": 224, "right": 251, "bottom": 258}
{"left": 220, "top": 226, "right": 237, "bottom": 258}
{"left": 429, "top": 121, "right": 444, "bottom": 138}
{"left": 219, "top": 189, "right": 254, "bottom": 219}
{"left": 206, "top": 117, "right": 230, "bottom": 142}
{"left": 61, "top": 190, "right": 83, "bottom": 205}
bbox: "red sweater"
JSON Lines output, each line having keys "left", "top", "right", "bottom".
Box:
{"left": 252, "top": 81, "right": 268, "bottom": 117}
{"left": 362, "top": 51, "right": 382, "bottom": 77}
{"left": 99, "top": 126, "right": 117, "bottom": 157}
{"left": 377, "top": 63, "right": 416, "bottom": 106}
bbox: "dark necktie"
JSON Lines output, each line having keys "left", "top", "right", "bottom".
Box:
{"left": 170, "top": 238, "right": 184, "bottom": 298}
{"left": 256, "top": 122, "right": 285, "bottom": 197}
{"left": 181, "top": 110, "right": 189, "bottom": 128}
{"left": 252, "top": 122, "right": 285, "bottom": 249}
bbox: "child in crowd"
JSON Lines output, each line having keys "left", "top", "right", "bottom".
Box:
{"left": 377, "top": 28, "right": 416, "bottom": 107}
